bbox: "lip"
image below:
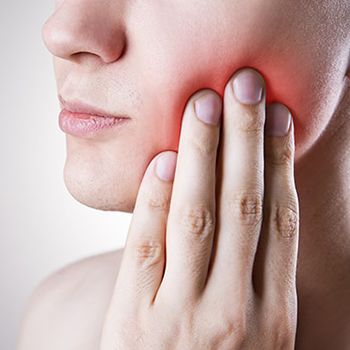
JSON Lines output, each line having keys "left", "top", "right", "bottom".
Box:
{"left": 58, "top": 95, "right": 131, "bottom": 138}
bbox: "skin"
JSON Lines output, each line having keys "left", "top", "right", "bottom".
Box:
{"left": 99, "top": 73, "right": 300, "bottom": 349}
{"left": 17, "top": 0, "right": 350, "bottom": 349}
{"left": 43, "top": 0, "right": 349, "bottom": 212}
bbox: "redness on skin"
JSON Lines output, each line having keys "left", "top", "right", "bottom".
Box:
{"left": 43, "top": 0, "right": 350, "bottom": 212}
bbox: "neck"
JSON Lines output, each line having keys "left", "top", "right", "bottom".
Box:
{"left": 294, "top": 77, "right": 350, "bottom": 347}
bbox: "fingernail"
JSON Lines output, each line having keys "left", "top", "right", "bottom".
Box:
{"left": 156, "top": 152, "right": 177, "bottom": 181}
{"left": 194, "top": 92, "right": 222, "bottom": 125}
{"left": 232, "top": 69, "right": 263, "bottom": 104}
{"left": 265, "top": 103, "right": 291, "bottom": 136}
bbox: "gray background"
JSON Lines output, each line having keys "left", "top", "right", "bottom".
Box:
{"left": 0, "top": 1, "right": 131, "bottom": 348}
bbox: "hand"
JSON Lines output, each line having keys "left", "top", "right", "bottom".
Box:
{"left": 100, "top": 68, "right": 299, "bottom": 350}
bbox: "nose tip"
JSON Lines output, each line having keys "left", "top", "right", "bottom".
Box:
{"left": 42, "top": 4, "right": 126, "bottom": 64}
{"left": 42, "top": 17, "right": 69, "bottom": 60}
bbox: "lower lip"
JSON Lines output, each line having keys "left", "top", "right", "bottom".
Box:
{"left": 58, "top": 109, "right": 130, "bottom": 138}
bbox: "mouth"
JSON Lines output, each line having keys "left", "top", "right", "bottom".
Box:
{"left": 58, "top": 95, "right": 131, "bottom": 138}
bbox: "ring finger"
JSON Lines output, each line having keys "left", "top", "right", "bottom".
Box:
{"left": 254, "top": 103, "right": 299, "bottom": 302}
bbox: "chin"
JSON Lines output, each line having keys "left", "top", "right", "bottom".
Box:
{"left": 63, "top": 159, "right": 138, "bottom": 213}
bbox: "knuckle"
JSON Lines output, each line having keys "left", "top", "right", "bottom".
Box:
{"left": 226, "top": 192, "right": 263, "bottom": 229}
{"left": 230, "top": 318, "right": 249, "bottom": 349}
{"left": 145, "top": 188, "right": 170, "bottom": 214}
{"left": 271, "top": 319, "right": 296, "bottom": 349}
{"left": 235, "top": 108, "right": 265, "bottom": 136}
{"left": 187, "top": 132, "right": 218, "bottom": 159}
{"left": 271, "top": 203, "right": 299, "bottom": 239}
{"left": 210, "top": 313, "right": 249, "bottom": 349}
{"left": 179, "top": 205, "right": 215, "bottom": 238}
{"left": 264, "top": 301, "right": 297, "bottom": 348}
{"left": 266, "top": 139, "right": 294, "bottom": 166}
{"left": 129, "top": 237, "right": 164, "bottom": 269}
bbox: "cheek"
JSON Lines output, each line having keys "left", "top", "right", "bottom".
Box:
{"left": 138, "top": 19, "right": 347, "bottom": 163}
{"left": 132, "top": 0, "right": 349, "bottom": 163}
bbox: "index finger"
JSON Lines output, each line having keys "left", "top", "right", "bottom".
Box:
{"left": 158, "top": 90, "right": 222, "bottom": 303}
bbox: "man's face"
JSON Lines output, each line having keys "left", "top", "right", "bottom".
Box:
{"left": 43, "top": 0, "right": 350, "bottom": 212}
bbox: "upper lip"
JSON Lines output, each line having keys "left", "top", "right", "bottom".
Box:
{"left": 58, "top": 95, "right": 130, "bottom": 119}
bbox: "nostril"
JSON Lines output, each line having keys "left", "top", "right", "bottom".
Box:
{"left": 100, "top": 33, "right": 127, "bottom": 64}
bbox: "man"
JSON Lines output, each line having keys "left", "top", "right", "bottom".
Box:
{"left": 18, "top": 0, "right": 350, "bottom": 348}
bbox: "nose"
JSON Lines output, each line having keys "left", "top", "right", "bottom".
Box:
{"left": 42, "top": 0, "right": 126, "bottom": 64}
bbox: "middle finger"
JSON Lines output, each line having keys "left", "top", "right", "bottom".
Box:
{"left": 207, "top": 68, "right": 266, "bottom": 297}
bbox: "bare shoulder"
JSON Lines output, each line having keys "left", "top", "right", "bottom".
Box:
{"left": 17, "top": 249, "right": 124, "bottom": 350}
